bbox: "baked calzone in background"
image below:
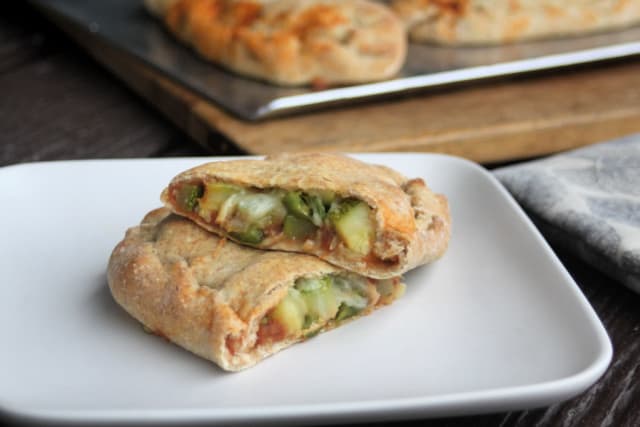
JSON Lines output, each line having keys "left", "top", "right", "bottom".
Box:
{"left": 108, "top": 208, "right": 405, "bottom": 371}
{"left": 144, "top": 0, "right": 407, "bottom": 86}
{"left": 161, "top": 153, "right": 451, "bottom": 279}
{"left": 391, "top": 0, "right": 640, "bottom": 45}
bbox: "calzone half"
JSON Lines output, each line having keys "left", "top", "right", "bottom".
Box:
{"left": 108, "top": 208, "right": 405, "bottom": 371}
{"left": 144, "top": 0, "right": 407, "bottom": 86}
{"left": 161, "top": 153, "right": 450, "bottom": 279}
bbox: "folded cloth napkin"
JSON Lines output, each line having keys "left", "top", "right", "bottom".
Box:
{"left": 494, "top": 133, "right": 640, "bottom": 293}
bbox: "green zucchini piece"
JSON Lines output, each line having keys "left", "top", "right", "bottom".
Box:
{"left": 303, "top": 194, "right": 327, "bottom": 226}
{"left": 283, "top": 192, "right": 311, "bottom": 219}
{"left": 315, "top": 190, "right": 336, "bottom": 206}
{"left": 230, "top": 226, "right": 264, "bottom": 245}
{"left": 295, "top": 276, "right": 330, "bottom": 293}
{"left": 302, "top": 314, "right": 316, "bottom": 330}
{"left": 297, "top": 277, "right": 339, "bottom": 322}
{"left": 335, "top": 303, "right": 360, "bottom": 322}
{"left": 329, "top": 200, "right": 374, "bottom": 255}
{"left": 198, "top": 182, "right": 241, "bottom": 213}
{"left": 283, "top": 215, "right": 317, "bottom": 240}
{"left": 303, "top": 287, "right": 339, "bottom": 322}
{"left": 176, "top": 184, "right": 204, "bottom": 212}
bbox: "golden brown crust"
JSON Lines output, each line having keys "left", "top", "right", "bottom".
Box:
{"left": 391, "top": 0, "right": 640, "bottom": 44}
{"left": 145, "top": 0, "right": 407, "bottom": 86}
{"left": 161, "top": 153, "right": 451, "bottom": 278}
{"left": 107, "top": 208, "right": 399, "bottom": 371}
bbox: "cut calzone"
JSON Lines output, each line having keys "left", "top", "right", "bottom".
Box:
{"left": 161, "top": 153, "right": 450, "bottom": 279}
{"left": 144, "top": 0, "right": 407, "bottom": 86}
{"left": 108, "top": 208, "right": 405, "bottom": 371}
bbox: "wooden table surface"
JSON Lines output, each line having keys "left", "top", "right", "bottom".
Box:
{"left": 1, "top": 3, "right": 639, "bottom": 426}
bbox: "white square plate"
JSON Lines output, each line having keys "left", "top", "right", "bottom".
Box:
{"left": 0, "top": 154, "right": 611, "bottom": 425}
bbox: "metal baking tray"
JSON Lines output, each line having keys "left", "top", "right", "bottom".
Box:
{"left": 32, "top": 0, "right": 640, "bottom": 120}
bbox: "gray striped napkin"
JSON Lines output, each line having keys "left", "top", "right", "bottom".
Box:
{"left": 494, "top": 133, "right": 640, "bottom": 293}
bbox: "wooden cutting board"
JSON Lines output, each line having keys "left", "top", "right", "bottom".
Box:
{"left": 51, "top": 13, "right": 640, "bottom": 163}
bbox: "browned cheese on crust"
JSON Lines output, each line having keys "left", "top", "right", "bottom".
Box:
{"left": 390, "top": 0, "right": 640, "bottom": 44}
{"left": 144, "top": 0, "right": 407, "bottom": 85}
{"left": 107, "top": 208, "right": 402, "bottom": 371}
{"left": 161, "top": 153, "right": 451, "bottom": 279}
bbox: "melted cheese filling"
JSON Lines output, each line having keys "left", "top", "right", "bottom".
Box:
{"left": 256, "top": 274, "right": 405, "bottom": 346}
{"left": 172, "top": 181, "right": 376, "bottom": 256}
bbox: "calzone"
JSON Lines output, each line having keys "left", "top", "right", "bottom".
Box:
{"left": 161, "top": 153, "right": 450, "bottom": 279}
{"left": 108, "top": 208, "right": 405, "bottom": 371}
{"left": 144, "top": 0, "right": 407, "bottom": 86}
{"left": 391, "top": 0, "right": 640, "bottom": 45}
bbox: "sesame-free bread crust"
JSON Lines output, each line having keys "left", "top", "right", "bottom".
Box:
{"left": 145, "top": 0, "right": 407, "bottom": 85}
{"left": 391, "top": 0, "right": 640, "bottom": 45}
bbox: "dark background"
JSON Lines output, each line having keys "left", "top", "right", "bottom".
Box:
{"left": 1, "top": 2, "right": 639, "bottom": 426}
